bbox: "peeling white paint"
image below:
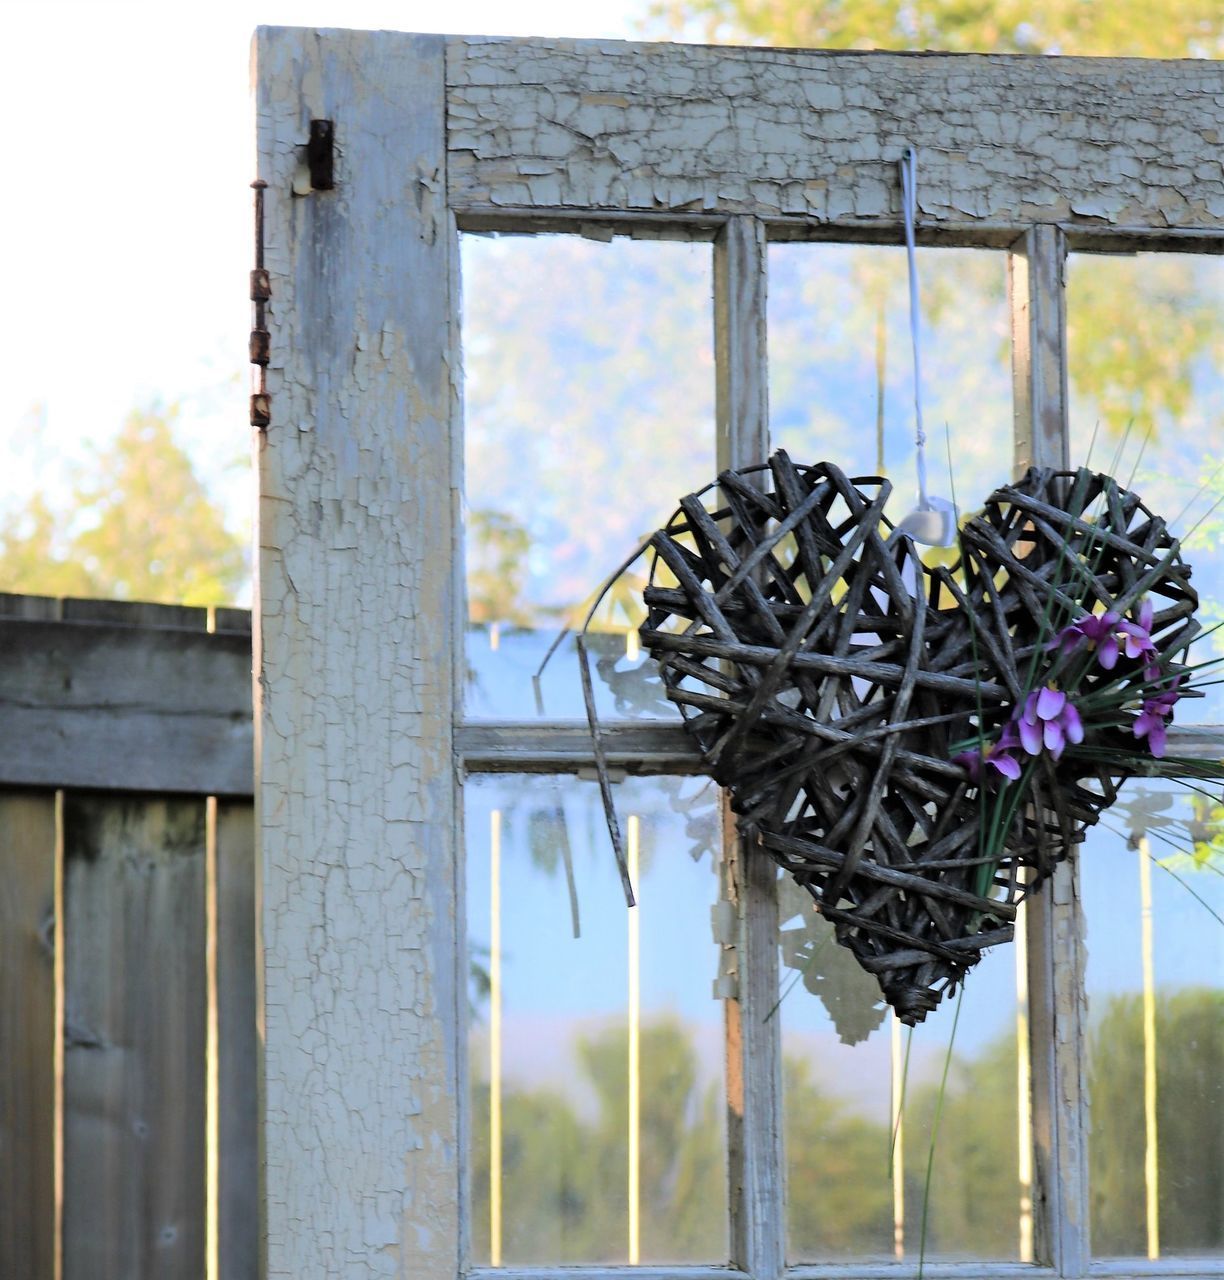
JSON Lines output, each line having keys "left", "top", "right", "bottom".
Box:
{"left": 255, "top": 27, "right": 461, "bottom": 1280}
{"left": 252, "top": 26, "right": 1223, "bottom": 1279}
{"left": 448, "top": 38, "right": 1224, "bottom": 230}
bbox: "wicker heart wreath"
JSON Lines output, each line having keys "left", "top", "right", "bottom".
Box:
{"left": 635, "top": 451, "right": 1202, "bottom": 1023}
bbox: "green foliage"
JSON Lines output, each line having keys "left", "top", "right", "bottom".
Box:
{"left": 1067, "top": 256, "right": 1222, "bottom": 444}
{"left": 647, "top": 0, "right": 1224, "bottom": 57}
{"left": 469, "top": 1017, "right": 726, "bottom": 1264}
{"left": 469, "top": 985, "right": 1223, "bottom": 1263}
{"left": 1088, "top": 988, "right": 1224, "bottom": 1254}
{"left": 784, "top": 1054, "right": 895, "bottom": 1255}
{"left": 901, "top": 1030, "right": 1022, "bottom": 1259}
{"left": 0, "top": 405, "right": 247, "bottom": 606}
{"left": 468, "top": 508, "right": 534, "bottom": 625}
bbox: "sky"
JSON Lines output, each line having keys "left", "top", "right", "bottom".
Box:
{"left": 0, "top": 0, "right": 649, "bottom": 542}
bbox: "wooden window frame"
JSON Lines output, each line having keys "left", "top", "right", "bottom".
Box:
{"left": 254, "top": 28, "right": 1224, "bottom": 1280}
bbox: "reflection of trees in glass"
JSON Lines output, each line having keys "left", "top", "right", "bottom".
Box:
{"left": 784, "top": 1054, "right": 894, "bottom": 1256}
{"left": 469, "top": 1017, "right": 725, "bottom": 1264}
{"left": 463, "top": 237, "right": 713, "bottom": 628}
{"left": 901, "top": 1032, "right": 1022, "bottom": 1260}
{"left": 467, "top": 509, "right": 533, "bottom": 626}
{"left": 1089, "top": 989, "right": 1224, "bottom": 1255}
{"left": 786, "top": 1025, "right": 1023, "bottom": 1261}
{"left": 1068, "top": 258, "right": 1221, "bottom": 443}
{"left": 470, "top": 990, "right": 1221, "bottom": 1263}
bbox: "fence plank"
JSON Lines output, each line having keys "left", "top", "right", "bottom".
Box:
{"left": 62, "top": 794, "right": 207, "bottom": 1280}
{"left": 0, "top": 792, "right": 58, "bottom": 1280}
{"left": 0, "top": 618, "right": 252, "bottom": 796}
{"left": 216, "top": 801, "right": 258, "bottom": 1280}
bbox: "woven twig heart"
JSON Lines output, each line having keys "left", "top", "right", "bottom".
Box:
{"left": 639, "top": 452, "right": 1197, "bottom": 1023}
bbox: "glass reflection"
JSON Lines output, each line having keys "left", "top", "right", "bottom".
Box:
{"left": 781, "top": 873, "right": 1024, "bottom": 1262}
{"left": 1068, "top": 253, "right": 1224, "bottom": 723}
{"left": 462, "top": 235, "right": 715, "bottom": 721}
{"left": 1083, "top": 778, "right": 1224, "bottom": 1258}
{"left": 466, "top": 773, "right": 727, "bottom": 1265}
{"left": 768, "top": 243, "right": 1013, "bottom": 553}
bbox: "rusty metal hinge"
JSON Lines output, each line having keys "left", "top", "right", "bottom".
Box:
{"left": 249, "top": 179, "right": 270, "bottom": 430}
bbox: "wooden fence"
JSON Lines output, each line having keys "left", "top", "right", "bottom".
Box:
{"left": 0, "top": 593, "right": 257, "bottom": 1279}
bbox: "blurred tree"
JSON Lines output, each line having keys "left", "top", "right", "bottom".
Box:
{"left": 785, "top": 1054, "right": 894, "bottom": 1256}
{"left": 469, "top": 1017, "right": 726, "bottom": 1264}
{"left": 903, "top": 1029, "right": 1022, "bottom": 1259}
{"left": 647, "top": 0, "right": 1224, "bottom": 57}
{"left": 468, "top": 508, "right": 534, "bottom": 625}
{"left": 1088, "top": 988, "right": 1224, "bottom": 1255}
{"left": 0, "top": 405, "right": 246, "bottom": 606}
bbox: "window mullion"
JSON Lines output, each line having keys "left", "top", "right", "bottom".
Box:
{"left": 715, "top": 215, "right": 785, "bottom": 1280}
{"left": 1009, "top": 223, "right": 1091, "bottom": 1278}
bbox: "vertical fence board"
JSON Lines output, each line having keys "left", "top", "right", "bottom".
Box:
{"left": 62, "top": 794, "right": 207, "bottom": 1280}
{"left": 0, "top": 791, "right": 57, "bottom": 1280}
{"left": 217, "top": 801, "right": 258, "bottom": 1279}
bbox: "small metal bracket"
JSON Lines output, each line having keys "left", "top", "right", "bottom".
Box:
{"left": 307, "top": 120, "right": 335, "bottom": 191}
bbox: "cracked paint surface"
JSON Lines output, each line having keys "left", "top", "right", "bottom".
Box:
{"left": 255, "top": 27, "right": 461, "bottom": 1279}
{"left": 254, "top": 26, "right": 1219, "bottom": 1278}
{"left": 448, "top": 37, "right": 1224, "bottom": 229}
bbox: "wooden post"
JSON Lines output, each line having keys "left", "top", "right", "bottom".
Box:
{"left": 254, "top": 28, "right": 463, "bottom": 1279}
{"left": 1009, "top": 224, "right": 1090, "bottom": 1276}
{"left": 715, "top": 216, "right": 784, "bottom": 1280}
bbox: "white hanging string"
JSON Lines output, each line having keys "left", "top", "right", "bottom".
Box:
{"left": 895, "top": 146, "right": 956, "bottom": 546}
{"left": 901, "top": 146, "right": 929, "bottom": 511}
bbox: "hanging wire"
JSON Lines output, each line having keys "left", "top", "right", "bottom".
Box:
{"left": 895, "top": 146, "right": 956, "bottom": 547}
{"left": 902, "top": 146, "right": 930, "bottom": 511}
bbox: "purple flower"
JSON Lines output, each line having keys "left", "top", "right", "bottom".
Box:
{"left": 955, "top": 721, "right": 1023, "bottom": 783}
{"left": 1134, "top": 679, "right": 1181, "bottom": 759}
{"left": 1049, "top": 598, "right": 1159, "bottom": 675}
{"left": 1017, "top": 686, "right": 1084, "bottom": 761}
{"left": 1050, "top": 610, "right": 1123, "bottom": 668}
{"left": 1117, "top": 598, "right": 1159, "bottom": 676}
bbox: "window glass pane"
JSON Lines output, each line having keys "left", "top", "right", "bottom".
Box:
{"left": 781, "top": 874, "right": 1025, "bottom": 1263}
{"left": 1083, "top": 777, "right": 1224, "bottom": 1258}
{"left": 463, "top": 235, "right": 715, "bottom": 721}
{"left": 768, "top": 243, "right": 1013, "bottom": 546}
{"left": 465, "top": 772, "right": 727, "bottom": 1265}
{"left": 1068, "top": 253, "right": 1224, "bottom": 724}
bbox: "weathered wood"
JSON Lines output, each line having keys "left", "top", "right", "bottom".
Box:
{"left": 62, "top": 794, "right": 207, "bottom": 1280}
{"left": 0, "top": 791, "right": 57, "bottom": 1280}
{"left": 215, "top": 801, "right": 258, "bottom": 1280}
{"left": 714, "top": 216, "right": 785, "bottom": 1280}
{"left": 469, "top": 1270, "right": 752, "bottom": 1280}
{"left": 447, "top": 39, "right": 1224, "bottom": 233}
{"left": 256, "top": 26, "right": 462, "bottom": 1279}
{"left": 1009, "top": 229, "right": 1089, "bottom": 1276}
{"left": 1010, "top": 226, "right": 1070, "bottom": 476}
{"left": 0, "top": 616, "right": 253, "bottom": 795}
{"left": 0, "top": 591, "right": 251, "bottom": 632}
{"left": 457, "top": 721, "right": 699, "bottom": 772}
{"left": 1026, "top": 864, "right": 1091, "bottom": 1276}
